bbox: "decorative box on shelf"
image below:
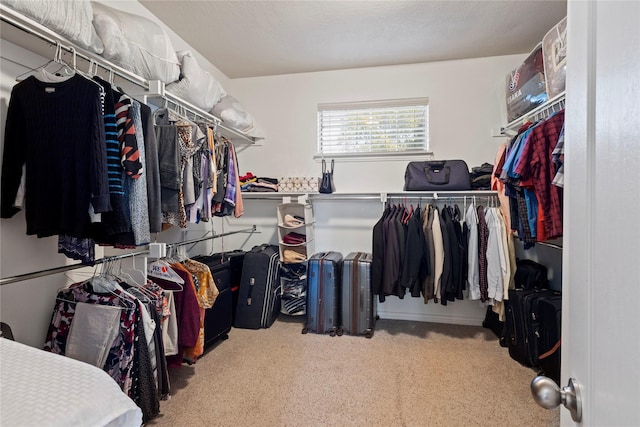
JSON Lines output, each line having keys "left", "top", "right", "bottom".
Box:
{"left": 277, "top": 177, "right": 319, "bottom": 193}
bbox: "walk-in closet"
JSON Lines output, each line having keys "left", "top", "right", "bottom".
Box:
{"left": 1, "top": 1, "right": 638, "bottom": 426}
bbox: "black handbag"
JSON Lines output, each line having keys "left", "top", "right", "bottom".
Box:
{"left": 403, "top": 160, "right": 471, "bottom": 191}
{"left": 319, "top": 159, "right": 336, "bottom": 194}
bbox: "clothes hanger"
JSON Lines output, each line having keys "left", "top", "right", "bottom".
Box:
{"left": 147, "top": 251, "right": 185, "bottom": 288}
{"left": 15, "top": 42, "right": 73, "bottom": 82}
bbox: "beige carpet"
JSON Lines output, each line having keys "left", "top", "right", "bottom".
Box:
{"left": 148, "top": 317, "right": 559, "bottom": 427}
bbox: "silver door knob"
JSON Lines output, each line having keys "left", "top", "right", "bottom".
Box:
{"left": 531, "top": 376, "right": 582, "bottom": 422}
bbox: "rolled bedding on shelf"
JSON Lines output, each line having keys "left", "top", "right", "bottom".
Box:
{"left": 91, "top": 1, "right": 180, "bottom": 83}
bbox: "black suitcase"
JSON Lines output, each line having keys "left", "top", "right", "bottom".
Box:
{"left": 208, "top": 250, "right": 246, "bottom": 322}
{"left": 304, "top": 252, "right": 342, "bottom": 336}
{"left": 535, "top": 294, "right": 562, "bottom": 384}
{"left": 234, "top": 245, "right": 281, "bottom": 329}
{"left": 504, "top": 288, "right": 557, "bottom": 367}
{"left": 191, "top": 254, "right": 233, "bottom": 347}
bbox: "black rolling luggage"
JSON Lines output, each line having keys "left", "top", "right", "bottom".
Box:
{"left": 535, "top": 294, "right": 562, "bottom": 384}
{"left": 505, "top": 288, "right": 559, "bottom": 368}
{"left": 210, "top": 250, "right": 246, "bottom": 322}
{"left": 191, "top": 254, "right": 233, "bottom": 347}
{"left": 304, "top": 252, "right": 342, "bottom": 336}
{"left": 234, "top": 245, "right": 281, "bottom": 329}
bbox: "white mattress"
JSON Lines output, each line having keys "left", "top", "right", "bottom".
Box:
{"left": 0, "top": 338, "right": 142, "bottom": 427}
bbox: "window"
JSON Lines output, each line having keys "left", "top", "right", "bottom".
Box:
{"left": 317, "top": 98, "right": 430, "bottom": 158}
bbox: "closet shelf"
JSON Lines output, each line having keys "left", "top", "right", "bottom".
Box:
{"left": 500, "top": 91, "right": 566, "bottom": 136}
{"left": 243, "top": 190, "right": 498, "bottom": 202}
{"left": 0, "top": 4, "right": 256, "bottom": 145}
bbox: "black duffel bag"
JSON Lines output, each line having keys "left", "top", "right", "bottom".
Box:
{"left": 514, "top": 259, "right": 549, "bottom": 290}
{"left": 403, "top": 160, "right": 471, "bottom": 191}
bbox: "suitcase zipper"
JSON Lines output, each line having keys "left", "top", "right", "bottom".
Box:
{"left": 318, "top": 256, "right": 325, "bottom": 333}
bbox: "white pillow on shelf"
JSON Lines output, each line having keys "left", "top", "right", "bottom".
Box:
{"left": 5, "top": 0, "right": 104, "bottom": 54}
{"left": 166, "top": 51, "right": 226, "bottom": 111}
{"left": 91, "top": 2, "right": 180, "bottom": 83}
{"left": 212, "top": 95, "right": 254, "bottom": 132}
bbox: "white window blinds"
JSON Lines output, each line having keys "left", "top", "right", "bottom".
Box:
{"left": 317, "top": 98, "right": 429, "bottom": 157}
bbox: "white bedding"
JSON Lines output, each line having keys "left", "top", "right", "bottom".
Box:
{"left": 0, "top": 338, "right": 142, "bottom": 427}
{"left": 4, "top": 0, "right": 104, "bottom": 54}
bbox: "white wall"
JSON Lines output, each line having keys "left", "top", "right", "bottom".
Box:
{"left": 226, "top": 54, "right": 523, "bottom": 192}
{"left": 215, "top": 55, "right": 527, "bottom": 324}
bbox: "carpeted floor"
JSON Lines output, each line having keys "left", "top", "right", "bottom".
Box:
{"left": 148, "top": 317, "right": 559, "bottom": 427}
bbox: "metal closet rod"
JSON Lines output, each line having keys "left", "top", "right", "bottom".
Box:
{"left": 0, "top": 225, "right": 257, "bottom": 286}
{"left": 156, "top": 93, "right": 254, "bottom": 144}
{"left": 162, "top": 91, "right": 220, "bottom": 128}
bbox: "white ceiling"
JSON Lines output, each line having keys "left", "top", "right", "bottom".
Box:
{"left": 140, "top": 0, "right": 567, "bottom": 79}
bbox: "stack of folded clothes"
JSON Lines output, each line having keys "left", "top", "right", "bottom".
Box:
{"left": 282, "top": 246, "right": 307, "bottom": 263}
{"left": 240, "top": 172, "right": 279, "bottom": 192}
{"left": 280, "top": 263, "right": 307, "bottom": 315}
{"left": 282, "top": 232, "right": 306, "bottom": 245}
{"left": 470, "top": 163, "right": 494, "bottom": 190}
{"left": 283, "top": 214, "right": 305, "bottom": 227}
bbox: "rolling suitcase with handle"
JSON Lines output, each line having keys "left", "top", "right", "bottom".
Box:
{"left": 505, "top": 288, "right": 557, "bottom": 368}
{"left": 234, "top": 244, "right": 281, "bottom": 329}
{"left": 191, "top": 254, "right": 234, "bottom": 347}
{"left": 303, "top": 252, "right": 342, "bottom": 336}
{"left": 340, "top": 252, "right": 376, "bottom": 338}
{"left": 535, "top": 294, "right": 562, "bottom": 384}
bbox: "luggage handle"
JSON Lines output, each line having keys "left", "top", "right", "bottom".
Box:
{"left": 247, "top": 277, "right": 255, "bottom": 306}
{"left": 424, "top": 165, "right": 450, "bottom": 184}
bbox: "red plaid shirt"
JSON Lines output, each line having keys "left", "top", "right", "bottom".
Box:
{"left": 514, "top": 111, "right": 565, "bottom": 239}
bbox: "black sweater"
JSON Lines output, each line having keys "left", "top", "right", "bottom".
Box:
{"left": 1, "top": 75, "right": 111, "bottom": 237}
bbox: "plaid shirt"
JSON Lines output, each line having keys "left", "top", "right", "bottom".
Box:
{"left": 514, "top": 111, "right": 565, "bottom": 239}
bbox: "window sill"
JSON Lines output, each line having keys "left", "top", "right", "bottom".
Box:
{"left": 313, "top": 151, "right": 434, "bottom": 162}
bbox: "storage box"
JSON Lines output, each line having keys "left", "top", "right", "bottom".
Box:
{"left": 277, "top": 177, "right": 319, "bottom": 193}
{"left": 543, "top": 17, "right": 567, "bottom": 99}
{"left": 506, "top": 42, "right": 548, "bottom": 122}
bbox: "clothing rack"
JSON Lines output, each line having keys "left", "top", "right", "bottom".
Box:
{"left": 0, "top": 226, "right": 257, "bottom": 286}
{"left": 242, "top": 191, "right": 499, "bottom": 203}
{"left": 499, "top": 91, "right": 566, "bottom": 137}
{"left": 0, "top": 4, "right": 255, "bottom": 144}
{"left": 159, "top": 91, "right": 254, "bottom": 144}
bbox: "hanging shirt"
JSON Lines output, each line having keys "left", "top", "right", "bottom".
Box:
{"left": 431, "top": 208, "right": 444, "bottom": 302}
{"left": 514, "top": 110, "right": 565, "bottom": 239}
{"left": 1, "top": 75, "right": 111, "bottom": 237}
{"left": 465, "top": 203, "right": 480, "bottom": 300}
{"left": 422, "top": 205, "right": 436, "bottom": 302}
{"left": 477, "top": 206, "right": 490, "bottom": 302}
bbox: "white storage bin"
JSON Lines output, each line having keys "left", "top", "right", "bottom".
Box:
{"left": 543, "top": 17, "right": 567, "bottom": 99}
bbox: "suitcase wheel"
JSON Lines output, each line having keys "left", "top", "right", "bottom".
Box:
{"left": 220, "top": 334, "right": 229, "bottom": 341}
{"left": 336, "top": 328, "right": 344, "bottom": 337}
{"left": 329, "top": 329, "right": 336, "bottom": 337}
{"left": 375, "top": 315, "right": 380, "bottom": 321}
{"left": 365, "top": 331, "right": 373, "bottom": 339}
{"left": 301, "top": 327, "right": 308, "bottom": 334}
